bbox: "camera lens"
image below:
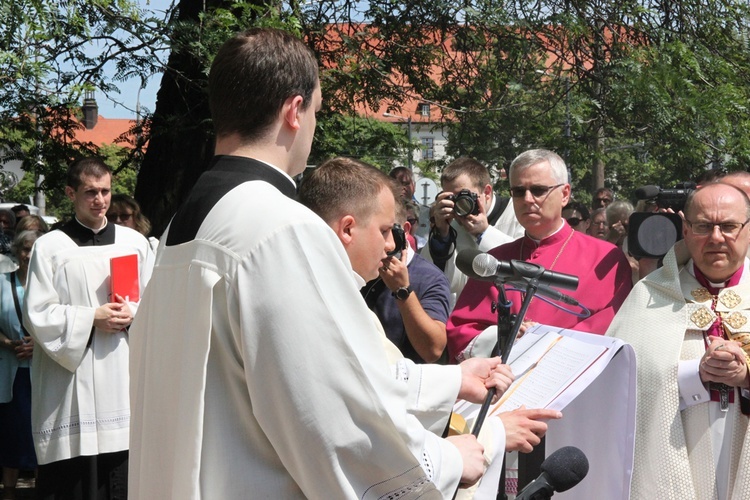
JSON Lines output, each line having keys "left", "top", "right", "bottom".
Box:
{"left": 453, "top": 198, "right": 474, "bottom": 217}
{"left": 452, "top": 190, "right": 478, "bottom": 217}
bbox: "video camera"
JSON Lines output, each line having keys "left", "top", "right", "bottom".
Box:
{"left": 628, "top": 182, "right": 695, "bottom": 260}
{"left": 634, "top": 182, "right": 696, "bottom": 212}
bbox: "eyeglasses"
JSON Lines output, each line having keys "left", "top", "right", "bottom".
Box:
{"left": 406, "top": 217, "right": 419, "bottom": 225}
{"left": 594, "top": 197, "right": 613, "bottom": 204}
{"left": 509, "top": 184, "right": 564, "bottom": 199}
{"left": 566, "top": 217, "right": 585, "bottom": 227}
{"left": 684, "top": 219, "right": 750, "bottom": 237}
{"left": 108, "top": 212, "right": 133, "bottom": 222}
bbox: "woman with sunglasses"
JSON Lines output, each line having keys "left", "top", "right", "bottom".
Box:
{"left": 562, "top": 201, "right": 590, "bottom": 234}
{"left": 107, "top": 194, "right": 159, "bottom": 253}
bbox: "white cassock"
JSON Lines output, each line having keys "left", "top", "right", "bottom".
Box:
{"left": 606, "top": 243, "right": 750, "bottom": 500}
{"left": 23, "top": 222, "right": 154, "bottom": 464}
{"left": 421, "top": 196, "right": 522, "bottom": 308}
{"left": 128, "top": 156, "right": 464, "bottom": 500}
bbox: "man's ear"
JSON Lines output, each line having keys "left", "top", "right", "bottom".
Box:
{"left": 482, "top": 184, "right": 493, "bottom": 205}
{"left": 282, "top": 95, "right": 305, "bottom": 131}
{"left": 403, "top": 221, "right": 412, "bottom": 234}
{"left": 561, "top": 184, "right": 572, "bottom": 206}
{"left": 332, "top": 215, "right": 357, "bottom": 247}
{"left": 65, "top": 186, "right": 75, "bottom": 202}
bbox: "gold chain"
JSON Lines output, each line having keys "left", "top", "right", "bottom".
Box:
{"left": 519, "top": 228, "right": 574, "bottom": 271}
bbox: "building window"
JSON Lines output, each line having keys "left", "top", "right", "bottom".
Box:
{"left": 419, "top": 103, "right": 430, "bottom": 117}
{"left": 421, "top": 137, "right": 434, "bottom": 160}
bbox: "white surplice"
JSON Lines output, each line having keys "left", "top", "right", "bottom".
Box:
{"left": 23, "top": 224, "right": 154, "bottom": 465}
{"left": 128, "top": 164, "right": 463, "bottom": 499}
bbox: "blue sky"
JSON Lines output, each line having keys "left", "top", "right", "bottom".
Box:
{"left": 97, "top": 0, "right": 173, "bottom": 119}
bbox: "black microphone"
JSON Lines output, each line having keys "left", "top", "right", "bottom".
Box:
{"left": 516, "top": 446, "right": 589, "bottom": 500}
{"left": 457, "top": 249, "right": 579, "bottom": 291}
{"left": 526, "top": 283, "right": 580, "bottom": 306}
{"left": 634, "top": 184, "right": 660, "bottom": 200}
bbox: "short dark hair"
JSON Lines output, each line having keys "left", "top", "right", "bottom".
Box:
{"left": 389, "top": 167, "right": 413, "bottom": 181}
{"left": 563, "top": 201, "right": 590, "bottom": 220}
{"left": 441, "top": 157, "right": 491, "bottom": 191}
{"left": 67, "top": 157, "right": 111, "bottom": 189}
{"left": 209, "top": 28, "right": 319, "bottom": 143}
{"left": 299, "top": 157, "right": 397, "bottom": 225}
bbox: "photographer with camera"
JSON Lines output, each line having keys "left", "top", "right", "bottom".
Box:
{"left": 424, "top": 157, "right": 524, "bottom": 307}
{"left": 362, "top": 201, "right": 451, "bottom": 363}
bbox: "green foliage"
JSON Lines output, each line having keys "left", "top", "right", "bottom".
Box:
{"left": 5, "top": 0, "right": 750, "bottom": 211}
{"left": 310, "top": 112, "right": 411, "bottom": 171}
{"left": 0, "top": 0, "right": 167, "bottom": 207}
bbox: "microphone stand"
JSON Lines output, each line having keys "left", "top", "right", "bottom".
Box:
{"left": 471, "top": 274, "right": 539, "bottom": 437}
{"left": 468, "top": 271, "right": 541, "bottom": 500}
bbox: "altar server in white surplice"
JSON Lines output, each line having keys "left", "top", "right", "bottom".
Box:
{"left": 607, "top": 182, "right": 750, "bottom": 500}
{"left": 128, "top": 28, "right": 516, "bottom": 500}
{"left": 23, "top": 157, "right": 155, "bottom": 499}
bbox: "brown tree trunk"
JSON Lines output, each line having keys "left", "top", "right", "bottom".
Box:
{"left": 134, "top": 0, "right": 229, "bottom": 237}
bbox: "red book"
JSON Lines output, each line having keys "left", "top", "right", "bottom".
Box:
{"left": 110, "top": 254, "right": 140, "bottom": 302}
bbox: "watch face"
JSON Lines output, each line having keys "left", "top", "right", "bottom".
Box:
{"left": 395, "top": 287, "right": 411, "bottom": 300}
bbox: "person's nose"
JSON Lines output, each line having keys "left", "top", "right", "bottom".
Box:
{"left": 708, "top": 224, "right": 726, "bottom": 243}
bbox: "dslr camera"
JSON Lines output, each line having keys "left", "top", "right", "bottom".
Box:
{"left": 634, "top": 182, "right": 696, "bottom": 212}
{"left": 446, "top": 189, "right": 479, "bottom": 217}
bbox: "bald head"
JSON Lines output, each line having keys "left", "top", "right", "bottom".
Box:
{"left": 720, "top": 171, "right": 750, "bottom": 199}
{"left": 683, "top": 183, "right": 750, "bottom": 282}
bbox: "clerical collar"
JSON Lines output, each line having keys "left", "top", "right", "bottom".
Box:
{"left": 688, "top": 259, "right": 748, "bottom": 293}
{"left": 77, "top": 216, "right": 107, "bottom": 234}
{"left": 525, "top": 218, "right": 566, "bottom": 245}
{"left": 60, "top": 217, "right": 115, "bottom": 247}
{"left": 250, "top": 157, "right": 297, "bottom": 188}
{"left": 353, "top": 271, "right": 366, "bottom": 289}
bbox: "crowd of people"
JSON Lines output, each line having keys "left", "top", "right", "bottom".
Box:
{"left": 0, "top": 26, "right": 748, "bottom": 500}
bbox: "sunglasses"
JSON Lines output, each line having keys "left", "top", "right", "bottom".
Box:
{"left": 509, "top": 184, "right": 564, "bottom": 199}
{"left": 566, "top": 217, "right": 586, "bottom": 227}
{"left": 108, "top": 212, "right": 133, "bottom": 222}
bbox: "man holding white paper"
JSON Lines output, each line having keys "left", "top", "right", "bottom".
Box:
{"left": 23, "top": 157, "right": 154, "bottom": 499}
{"left": 607, "top": 182, "right": 750, "bottom": 499}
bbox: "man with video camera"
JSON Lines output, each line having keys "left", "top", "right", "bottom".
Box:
{"left": 423, "top": 157, "right": 524, "bottom": 307}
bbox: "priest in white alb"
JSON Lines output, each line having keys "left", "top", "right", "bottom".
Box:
{"left": 607, "top": 182, "right": 750, "bottom": 499}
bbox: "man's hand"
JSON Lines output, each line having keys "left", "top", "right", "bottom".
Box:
{"left": 446, "top": 434, "right": 485, "bottom": 487}
{"left": 700, "top": 335, "right": 750, "bottom": 388}
{"left": 378, "top": 252, "right": 409, "bottom": 290}
{"left": 458, "top": 357, "right": 515, "bottom": 404}
{"left": 499, "top": 407, "right": 563, "bottom": 453}
{"left": 454, "top": 194, "right": 490, "bottom": 237}
{"left": 430, "top": 191, "right": 456, "bottom": 238}
{"left": 94, "top": 294, "right": 133, "bottom": 333}
{"left": 15, "top": 336, "right": 33, "bottom": 360}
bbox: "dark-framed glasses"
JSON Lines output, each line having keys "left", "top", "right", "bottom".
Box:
{"left": 108, "top": 212, "right": 133, "bottom": 222}
{"left": 509, "top": 184, "right": 564, "bottom": 199}
{"left": 684, "top": 218, "right": 750, "bottom": 237}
